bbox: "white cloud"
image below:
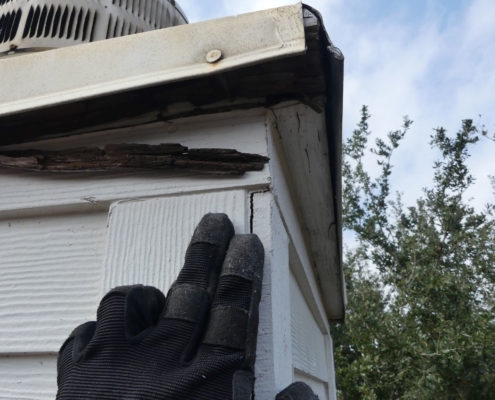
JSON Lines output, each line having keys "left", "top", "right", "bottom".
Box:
{"left": 331, "top": 0, "right": 495, "bottom": 209}
{"left": 222, "top": 0, "right": 296, "bottom": 15}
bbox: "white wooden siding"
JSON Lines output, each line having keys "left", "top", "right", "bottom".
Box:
{"left": 0, "top": 355, "right": 57, "bottom": 400}
{"left": 0, "top": 110, "right": 269, "bottom": 214}
{"left": 0, "top": 110, "right": 270, "bottom": 399}
{"left": 289, "top": 269, "right": 338, "bottom": 400}
{"left": 0, "top": 107, "right": 338, "bottom": 400}
{"left": 266, "top": 110, "right": 330, "bottom": 334}
{"left": 0, "top": 191, "right": 248, "bottom": 399}
{"left": 290, "top": 271, "right": 328, "bottom": 383}
{"left": 294, "top": 369, "right": 329, "bottom": 400}
{"left": 102, "top": 191, "right": 248, "bottom": 295}
{"left": 272, "top": 103, "right": 343, "bottom": 320}
{"left": 252, "top": 191, "right": 293, "bottom": 398}
{"left": 0, "top": 210, "right": 108, "bottom": 354}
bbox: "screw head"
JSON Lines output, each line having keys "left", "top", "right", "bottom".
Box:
{"left": 206, "top": 49, "right": 222, "bottom": 63}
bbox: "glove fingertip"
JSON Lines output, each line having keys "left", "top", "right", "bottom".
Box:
{"left": 275, "top": 382, "right": 320, "bottom": 400}
{"left": 71, "top": 321, "right": 97, "bottom": 362}
{"left": 125, "top": 285, "right": 166, "bottom": 344}
{"left": 232, "top": 370, "right": 255, "bottom": 400}
{"left": 190, "top": 213, "right": 235, "bottom": 248}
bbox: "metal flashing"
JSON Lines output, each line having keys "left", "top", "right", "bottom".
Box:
{"left": 0, "top": 3, "right": 305, "bottom": 118}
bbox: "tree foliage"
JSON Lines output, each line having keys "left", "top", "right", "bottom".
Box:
{"left": 333, "top": 107, "right": 495, "bottom": 399}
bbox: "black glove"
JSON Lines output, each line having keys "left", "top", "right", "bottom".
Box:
{"left": 275, "top": 382, "right": 320, "bottom": 399}
{"left": 56, "top": 213, "right": 318, "bottom": 400}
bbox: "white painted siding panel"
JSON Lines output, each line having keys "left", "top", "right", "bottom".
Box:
{"left": 290, "top": 270, "right": 329, "bottom": 383}
{"left": 0, "top": 107, "right": 338, "bottom": 398}
{"left": 0, "top": 211, "right": 107, "bottom": 353}
{"left": 252, "top": 191, "right": 293, "bottom": 399}
{"left": 0, "top": 355, "right": 57, "bottom": 400}
{"left": 102, "top": 191, "right": 248, "bottom": 295}
{"left": 266, "top": 112, "right": 329, "bottom": 334}
{"left": 0, "top": 111, "right": 269, "bottom": 214}
{"left": 294, "top": 370, "right": 328, "bottom": 400}
{"left": 273, "top": 104, "right": 343, "bottom": 320}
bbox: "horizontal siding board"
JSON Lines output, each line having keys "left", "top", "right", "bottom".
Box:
{"left": 290, "top": 270, "right": 329, "bottom": 382}
{"left": 0, "top": 111, "right": 269, "bottom": 214}
{"left": 103, "top": 190, "right": 248, "bottom": 295}
{"left": 0, "top": 211, "right": 107, "bottom": 353}
{"left": 294, "top": 369, "right": 328, "bottom": 400}
{"left": 0, "top": 355, "right": 57, "bottom": 400}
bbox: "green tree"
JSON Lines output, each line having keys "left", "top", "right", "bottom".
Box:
{"left": 333, "top": 107, "right": 495, "bottom": 399}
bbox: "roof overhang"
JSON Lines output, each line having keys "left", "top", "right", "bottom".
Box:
{"left": 0, "top": 3, "right": 346, "bottom": 321}
{"left": 0, "top": 4, "right": 306, "bottom": 117}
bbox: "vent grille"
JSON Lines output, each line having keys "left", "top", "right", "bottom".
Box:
{"left": 0, "top": 9, "right": 22, "bottom": 43}
{"left": 105, "top": 0, "right": 172, "bottom": 38}
{"left": 106, "top": 14, "right": 142, "bottom": 39}
{"left": 21, "top": 5, "right": 96, "bottom": 41}
{"left": 0, "top": 0, "right": 187, "bottom": 55}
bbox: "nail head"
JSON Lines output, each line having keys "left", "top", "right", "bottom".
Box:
{"left": 206, "top": 49, "right": 222, "bottom": 63}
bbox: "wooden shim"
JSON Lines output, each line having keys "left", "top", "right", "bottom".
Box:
{"left": 0, "top": 144, "right": 269, "bottom": 175}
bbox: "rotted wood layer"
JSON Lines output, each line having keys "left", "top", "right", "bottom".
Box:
{"left": 0, "top": 144, "right": 269, "bottom": 175}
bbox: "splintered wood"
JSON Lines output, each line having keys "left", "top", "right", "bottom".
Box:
{"left": 0, "top": 143, "right": 269, "bottom": 175}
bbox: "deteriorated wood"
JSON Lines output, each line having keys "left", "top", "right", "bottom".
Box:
{"left": 173, "top": 158, "right": 265, "bottom": 173}
{"left": 0, "top": 144, "right": 269, "bottom": 175}
{"left": 0, "top": 147, "right": 104, "bottom": 158}
{"left": 104, "top": 143, "right": 187, "bottom": 156}
{"left": 188, "top": 148, "right": 269, "bottom": 163}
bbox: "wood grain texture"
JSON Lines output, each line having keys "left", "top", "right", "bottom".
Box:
{"left": 0, "top": 145, "right": 269, "bottom": 175}
{"left": 0, "top": 211, "right": 107, "bottom": 353}
{"left": 102, "top": 191, "right": 248, "bottom": 295}
{"left": 0, "top": 110, "right": 270, "bottom": 214}
{"left": 266, "top": 110, "right": 329, "bottom": 334}
{"left": 290, "top": 271, "right": 328, "bottom": 383}
{"left": 272, "top": 103, "right": 344, "bottom": 320}
{"left": 0, "top": 355, "right": 57, "bottom": 400}
{"left": 252, "top": 191, "right": 293, "bottom": 398}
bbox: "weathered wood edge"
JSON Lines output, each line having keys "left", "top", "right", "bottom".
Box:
{"left": 0, "top": 143, "right": 269, "bottom": 175}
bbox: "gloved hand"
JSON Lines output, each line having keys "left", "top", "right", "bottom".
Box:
{"left": 56, "top": 213, "right": 318, "bottom": 400}
{"left": 275, "top": 382, "right": 319, "bottom": 399}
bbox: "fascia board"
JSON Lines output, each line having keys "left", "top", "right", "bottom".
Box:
{"left": 0, "top": 3, "right": 305, "bottom": 118}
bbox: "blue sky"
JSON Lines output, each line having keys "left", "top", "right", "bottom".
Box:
{"left": 178, "top": 0, "right": 494, "bottom": 216}
{"left": 345, "top": 0, "right": 470, "bottom": 29}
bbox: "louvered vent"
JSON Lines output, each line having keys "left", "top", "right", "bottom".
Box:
{"left": 0, "top": 0, "right": 186, "bottom": 56}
